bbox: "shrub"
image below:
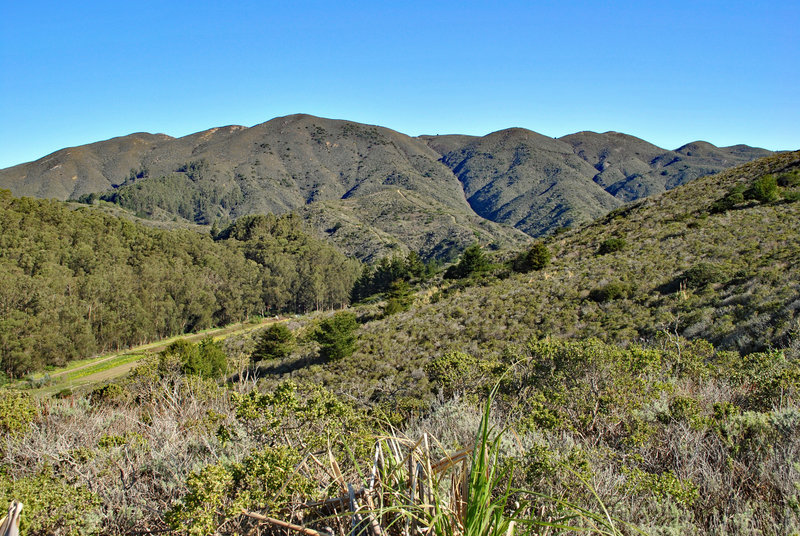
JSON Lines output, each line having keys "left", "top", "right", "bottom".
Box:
{"left": 513, "top": 242, "right": 551, "bottom": 272}
{"left": 0, "top": 391, "right": 37, "bottom": 437}
{"left": 161, "top": 337, "right": 228, "bottom": 379}
{"left": 313, "top": 311, "right": 358, "bottom": 361}
{"left": 383, "top": 280, "right": 413, "bottom": 317}
{"left": 425, "top": 351, "right": 504, "bottom": 397}
{"left": 744, "top": 174, "right": 779, "bottom": 203}
{"left": 0, "top": 467, "right": 101, "bottom": 536}
{"left": 589, "top": 282, "right": 633, "bottom": 302}
{"left": 622, "top": 467, "right": 699, "bottom": 507}
{"left": 166, "top": 447, "right": 315, "bottom": 535}
{"left": 444, "top": 243, "right": 490, "bottom": 279}
{"left": 710, "top": 184, "right": 746, "bottom": 213}
{"left": 597, "top": 237, "right": 627, "bottom": 255}
{"left": 682, "top": 262, "right": 727, "bottom": 288}
{"left": 251, "top": 323, "right": 295, "bottom": 364}
{"left": 776, "top": 169, "right": 800, "bottom": 188}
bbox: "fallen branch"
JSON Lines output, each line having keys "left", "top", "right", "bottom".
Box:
{"left": 241, "top": 509, "right": 323, "bottom": 536}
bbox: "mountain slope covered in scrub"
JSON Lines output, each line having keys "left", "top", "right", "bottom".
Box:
{"left": 0, "top": 114, "right": 770, "bottom": 260}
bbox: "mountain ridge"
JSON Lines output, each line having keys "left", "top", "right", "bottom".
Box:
{"left": 0, "top": 114, "right": 774, "bottom": 259}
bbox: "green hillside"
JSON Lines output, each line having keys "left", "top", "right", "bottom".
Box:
{"left": 0, "top": 192, "right": 358, "bottom": 378}
{"left": 266, "top": 150, "right": 800, "bottom": 402}
{"left": 425, "top": 128, "right": 772, "bottom": 235}
{"left": 0, "top": 151, "right": 798, "bottom": 536}
{"left": 0, "top": 115, "right": 770, "bottom": 262}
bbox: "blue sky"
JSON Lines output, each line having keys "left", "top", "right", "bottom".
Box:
{"left": 1, "top": 0, "right": 797, "bottom": 168}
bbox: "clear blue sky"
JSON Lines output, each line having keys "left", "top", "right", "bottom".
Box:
{"left": 1, "top": 0, "right": 797, "bottom": 169}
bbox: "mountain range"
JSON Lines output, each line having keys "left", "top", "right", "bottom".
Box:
{"left": 0, "top": 114, "right": 772, "bottom": 260}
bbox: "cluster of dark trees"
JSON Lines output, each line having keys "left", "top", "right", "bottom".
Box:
{"left": 351, "top": 251, "right": 433, "bottom": 302}
{"left": 0, "top": 191, "right": 359, "bottom": 378}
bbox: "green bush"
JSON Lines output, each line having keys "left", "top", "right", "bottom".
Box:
{"left": 776, "top": 169, "right": 800, "bottom": 188}
{"left": 425, "top": 351, "right": 504, "bottom": 397}
{"left": 512, "top": 242, "right": 551, "bottom": 272}
{"left": 444, "top": 243, "right": 490, "bottom": 279}
{"left": 313, "top": 311, "right": 358, "bottom": 361}
{"left": 597, "top": 237, "right": 627, "bottom": 255}
{"left": 161, "top": 337, "right": 228, "bottom": 379}
{"left": 588, "top": 282, "right": 633, "bottom": 302}
{"left": 166, "top": 447, "right": 315, "bottom": 535}
{"left": 0, "top": 467, "right": 100, "bottom": 536}
{"left": 0, "top": 391, "right": 37, "bottom": 437}
{"left": 251, "top": 323, "right": 295, "bottom": 364}
{"left": 710, "top": 184, "right": 746, "bottom": 213}
{"left": 682, "top": 262, "right": 727, "bottom": 288}
{"left": 383, "top": 280, "right": 413, "bottom": 317}
{"left": 744, "top": 174, "right": 779, "bottom": 203}
{"left": 622, "top": 467, "right": 699, "bottom": 506}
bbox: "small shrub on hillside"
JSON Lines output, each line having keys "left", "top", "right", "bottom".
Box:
{"left": 89, "top": 382, "right": 131, "bottom": 406}
{"left": 160, "top": 337, "right": 228, "bottom": 379}
{"left": 776, "top": 169, "right": 800, "bottom": 188}
{"left": 251, "top": 323, "right": 295, "bottom": 364}
{"left": 589, "top": 282, "right": 634, "bottom": 302}
{"left": 383, "top": 280, "right": 413, "bottom": 317}
{"left": 732, "top": 350, "right": 800, "bottom": 410}
{"left": 0, "top": 391, "right": 37, "bottom": 437}
{"left": 313, "top": 311, "right": 358, "bottom": 361}
{"left": 682, "top": 262, "right": 727, "bottom": 289}
{"left": 0, "top": 467, "right": 101, "bottom": 536}
{"left": 166, "top": 446, "right": 315, "bottom": 535}
{"left": 621, "top": 467, "right": 699, "bottom": 507}
{"left": 444, "top": 243, "right": 490, "bottom": 279}
{"left": 425, "top": 351, "right": 505, "bottom": 398}
{"left": 597, "top": 237, "right": 627, "bottom": 255}
{"left": 744, "top": 174, "right": 780, "bottom": 203}
{"left": 512, "top": 242, "right": 550, "bottom": 272}
{"left": 710, "top": 184, "right": 747, "bottom": 213}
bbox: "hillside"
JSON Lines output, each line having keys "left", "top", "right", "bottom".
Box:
{"left": 0, "top": 191, "right": 359, "bottom": 378}
{"left": 424, "top": 129, "right": 773, "bottom": 235}
{"left": 287, "top": 150, "right": 800, "bottom": 402}
{"left": 2, "top": 152, "right": 799, "bottom": 536}
{"left": 0, "top": 115, "right": 770, "bottom": 260}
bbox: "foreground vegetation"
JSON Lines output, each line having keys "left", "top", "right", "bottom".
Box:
{"left": 2, "top": 151, "right": 800, "bottom": 535}
{"left": 1, "top": 333, "right": 798, "bottom": 535}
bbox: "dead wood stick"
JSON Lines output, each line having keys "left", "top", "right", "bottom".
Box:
{"left": 241, "top": 509, "right": 322, "bottom": 536}
{"left": 292, "top": 488, "right": 366, "bottom": 510}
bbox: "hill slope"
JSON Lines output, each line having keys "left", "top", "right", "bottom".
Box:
{"left": 424, "top": 129, "right": 773, "bottom": 235}
{"left": 298, "top": 150, "right": 800, "bottom": 400}
{"left": 0, "top": 115, "right": 772, "bottom": 257}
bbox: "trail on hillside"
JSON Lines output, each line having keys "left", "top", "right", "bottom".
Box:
{"left": 40, "top": 318, "right": 284, "bottom": 391}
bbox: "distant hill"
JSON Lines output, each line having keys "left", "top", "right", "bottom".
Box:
{"left": 0, "top": 114, "right": 772, "bottom": 258}
{"left": 423, "top": 129, "right": 772, "bottom": 235}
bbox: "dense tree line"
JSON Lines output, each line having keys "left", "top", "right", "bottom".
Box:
{"left": 0, "top": 190, "right": 359, "bottom": 378}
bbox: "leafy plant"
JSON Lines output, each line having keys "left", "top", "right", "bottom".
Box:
{"left": 252, "top": 323, "right": 295, "bottom": 364}
{"left": 445, "top": 243, "right": 490, "bottom": 279}
{"left": 744, "top": 174, "right": 779, "bottom": 203}
{"left": 313, "top": 312, "right": 359, "bottom": 361}
{"left": 512, "top": 242, "right": 551, "bottom": 272}
{"left": 0, "top": 467, "right": 100, "bottom": 536}
{"left": 597, "top": 237, "right": 626, "bottom": 255}
{"left": 0, "top": 391, "right": 37, "bottom": 438}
